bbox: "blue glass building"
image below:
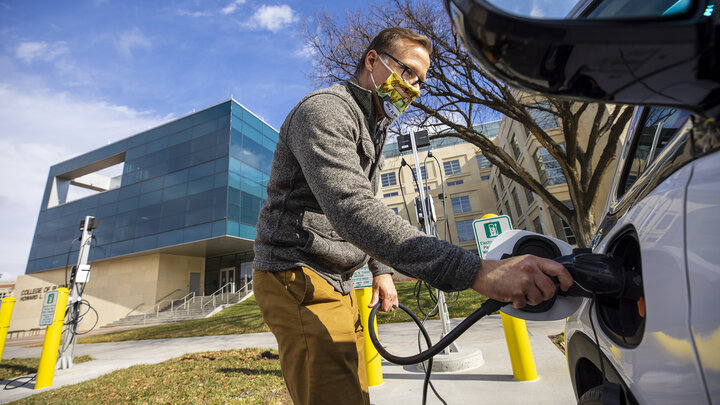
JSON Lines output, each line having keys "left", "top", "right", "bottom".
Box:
{"left": 26, "top": 100, "right": 277, "bottom": 296}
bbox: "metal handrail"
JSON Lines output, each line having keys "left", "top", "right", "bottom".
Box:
{"left": 156, "top": 291, "right": 196, "bottom": 316}
{"left": 201, "top": 282, "right": 237, "bottom": 309}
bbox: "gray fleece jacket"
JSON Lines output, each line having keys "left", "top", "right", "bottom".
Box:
{"left": 252, "top": 78, "right": 482, "bottom": 294}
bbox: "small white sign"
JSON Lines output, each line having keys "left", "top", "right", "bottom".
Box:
{"left": 473, "top": 215, "right": 513, "bottom": 259}
{"left": 39, "top": 290, "right": 59, "bottom": 327}
{"left": 352, "top": 265, "right": 373, "bottom": 289}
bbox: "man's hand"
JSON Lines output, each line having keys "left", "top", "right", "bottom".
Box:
{"left": 471, "top": 255, "right": 573, "bottom": 308}
{"left": 369, "top": 273, "right": 398, "bottom": 312}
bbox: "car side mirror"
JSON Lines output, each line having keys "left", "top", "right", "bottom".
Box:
{"left": 444, "top": 0, "right": 720, "bottom": 118}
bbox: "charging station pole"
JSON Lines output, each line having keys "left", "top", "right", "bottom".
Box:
{"left": 58, "top": 216, "right": 97, "bottom": 370}
{"left": 408, "top": 130, "right": 458, "bottom": 354}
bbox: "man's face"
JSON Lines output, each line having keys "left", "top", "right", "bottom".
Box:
{"left": 377, "top": 38, "right": 431, "bottom": 93}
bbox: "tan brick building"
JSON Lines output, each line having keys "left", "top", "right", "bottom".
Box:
{"left": 378, "top": 102, "right": 625, "bottom": 253}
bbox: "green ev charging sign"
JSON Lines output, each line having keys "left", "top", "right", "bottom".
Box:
{"left": 473, "top": 215, "right": 513, "bottom": 259}
{"left": 39, "top": 290, "right": 59, "bottom": 327}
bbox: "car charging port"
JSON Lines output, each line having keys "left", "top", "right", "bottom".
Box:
{"left": 596, "top": 228, "right": 645, "bottom": 348}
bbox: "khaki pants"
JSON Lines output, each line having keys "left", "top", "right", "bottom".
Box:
{"left": 253, "top": 268, "right": 369, "bottom": 405}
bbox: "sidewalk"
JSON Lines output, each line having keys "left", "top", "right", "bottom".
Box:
{"left": 1, "top": 316, "right": 575, "bottom": 404}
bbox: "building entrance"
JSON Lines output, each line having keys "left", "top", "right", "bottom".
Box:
{"left": 219, "top": 267, "right": 236, "bottom": 293}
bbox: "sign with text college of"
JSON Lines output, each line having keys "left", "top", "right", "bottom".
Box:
{"left": 473, "top": 215, "right": 513, "bottom": 259}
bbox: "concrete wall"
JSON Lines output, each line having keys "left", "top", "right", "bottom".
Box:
{"left": 156, "top": 254, "right": 205, "bottom": 304}
{"left": 8, "top": 253, "right": 204, "bottom": 332}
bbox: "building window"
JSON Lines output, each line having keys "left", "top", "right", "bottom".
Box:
{"left": 533, "top": 147, "right": 566, "bottom": 186}
{"left": 498, "top": 176, "right": 505, "bottom": 190}
{"left": 552, "top": 216, "right": 576, "bottom": 245}
{"left": 532, "top": 216, "right": 544, "bottom": 234}
{"left": 526, "top": 102, "right": 559, "bottom": 135}
{"left": 451, "top": 195, "right": 472, "bottom": 214}
{"left": 383, "top": 192, "right": 398, "bottom": 198}
{"left": 447, "top": 180, "right": 464, "bottom": 187}
{"left": 443, "top": 160, "right": 462, "bottom": 176}
{"left": 476, "top": 155, "right": 491, "bottom": 170}
{"left": 510, "top": 135, "right": 521, "bottom": 159}
{"left": 511, "top": 188, "right": 522, "bottom": 216}
{"left": 480, "top": 175, "right": 489, "bottom": 181}
{"left": 492, "top": 185, "right": 499, "bottom": 201}
{"left": 411, "top": 165, "right": 428, "bottom": 180}
{"left": 524, "top": 188, "right": 534, "bottom": 204}
{"left": 456, "top": 219, "right": 475, "bottom": 242}
{"left": 504, "top": 199, "right": 513, "bottom": 219}
{"left": 562, "top": 220, "right": 576, "bottom": 245}
{"left": 551, "top": 203, "right": 577, "bottom": 245}
{"left": 391, "top": 207, "right": 399, "bottom": 214}
{"left": 381, "top": 172, "right": 397, "bottom": 187}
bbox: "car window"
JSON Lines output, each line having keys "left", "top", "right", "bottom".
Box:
{"left": 583, "top": 0, "right": 693, "bottom": 19}
{"left": 619, "top": 107, "right": 691, "bottom": 197}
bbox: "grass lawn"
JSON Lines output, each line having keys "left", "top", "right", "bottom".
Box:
{"left": 9, "top": 349, "right": 289, "bottom": 405}
{"left": 79, "top": 281, "right": 488, "bottom": 344}
{"left": 1, "top": 355, "right": 93, "bottom": 381}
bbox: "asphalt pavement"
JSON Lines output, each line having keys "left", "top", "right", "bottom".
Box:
{"left": 1, "top": 316, "right": 575, "bottom": 404}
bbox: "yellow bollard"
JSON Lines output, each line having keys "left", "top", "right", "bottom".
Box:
{"left": 355, "top": 287, "right": 383, "bottom": 387}
{"left": 0, "top": 296, "right": 17, "bottom": 362}
{"left": 35, "top": 288, "right": 69, "bottom": 389}
{"left": 501, "top": 312, "right": 538, "bottom": 381}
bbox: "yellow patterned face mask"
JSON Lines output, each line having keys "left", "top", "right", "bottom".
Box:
{"left": 371, "top": 58, "right": 421, "bottom": 122}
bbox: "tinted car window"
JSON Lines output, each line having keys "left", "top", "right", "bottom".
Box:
{"left": 619, "top": 107, "right": 691, "bottom": 197}
{"left": 584, "top": 0, "right": 693, "bottom": 19}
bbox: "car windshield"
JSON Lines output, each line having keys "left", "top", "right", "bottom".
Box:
{"left": 486, "top": 0, "right": 694, "bottom": 19}
{"left": 582, "top": 0, "right": 693, "bottom": 18}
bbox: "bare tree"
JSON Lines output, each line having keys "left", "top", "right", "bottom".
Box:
{"left": 301, "top": 0, "right": 634, "bottom": 247}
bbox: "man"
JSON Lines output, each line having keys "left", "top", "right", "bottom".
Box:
{"left": 252, "top": 28, "right": 573, "bottom": 405}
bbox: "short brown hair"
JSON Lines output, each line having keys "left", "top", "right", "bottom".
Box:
{"left": 354, "top": 27, "right": 432, "bottom": 77}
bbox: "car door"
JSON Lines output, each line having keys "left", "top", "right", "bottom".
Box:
{"left": 685, "top": 145, "right": 720, "bottom": 403}
{"left": 590, "top": 106, "right": 709, "bottom": 403}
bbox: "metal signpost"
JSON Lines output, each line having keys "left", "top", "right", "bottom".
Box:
{"left": 407, "top": 130, "right": 458, "bottom": 354}
{"left": 59, "top": 216, "right": 97, "bottom": 370}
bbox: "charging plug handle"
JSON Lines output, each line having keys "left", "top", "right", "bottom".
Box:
{"left": 555, "top": 249, "right": 641, "bottom": 300}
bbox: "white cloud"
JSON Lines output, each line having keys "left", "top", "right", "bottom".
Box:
{"left": 16, "top": 41, "right": 69, "bottom": 64}
{"left": 294, "top": 42, "right": 316, "bottom": 59}
{"left": 178, "top": 9, "right": 212, "bottom": 17}
{"left": 530, "top": 1, "right": 545, "bottom": 18}
{"left": 0, "top": 83, "right": 169, "bottom": 280}
{"left": 114, "top": 28, "right": 152, "bottom": 57}
{"left": 220, "top": 0, "right": 246, "bottom": 15}
{"left": 249, "top": 5, "right": 297, "bottom": 32}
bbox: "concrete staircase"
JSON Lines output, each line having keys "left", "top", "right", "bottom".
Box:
{"left": 101, "top": 283, "right": 252, "bottom": 329}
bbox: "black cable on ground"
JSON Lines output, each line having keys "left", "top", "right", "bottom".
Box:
{"left": 370, "top": 300, "right": 504, "bottom": 365}
{"left": 3, "top": 374, "right": 36, "bottom": 390}
{"left": 417, "top": 299, "right": 448, "bottom": 405}
{"left": 369, "top": 300, "right": 506, "bottom": 405}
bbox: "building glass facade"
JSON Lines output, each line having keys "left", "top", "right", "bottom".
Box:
{"left": 26, "top": 101, "right": 278, "bottom": 288}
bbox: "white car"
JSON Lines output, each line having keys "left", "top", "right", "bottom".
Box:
{"left": 446, "top": 0, "right": 720, "bottom": 403}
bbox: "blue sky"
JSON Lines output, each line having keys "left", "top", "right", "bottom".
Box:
{"left": 0, "top": 0, "right": 576, "bottom": 280}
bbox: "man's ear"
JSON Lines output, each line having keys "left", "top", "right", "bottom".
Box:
{"left": 365, "top": 50, "right": 378, "bottom": 73}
